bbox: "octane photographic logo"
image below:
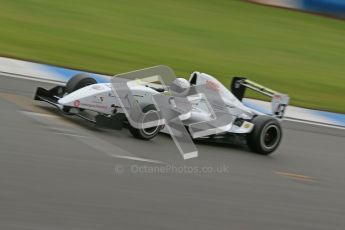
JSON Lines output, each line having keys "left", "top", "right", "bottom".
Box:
{"left": 114, "top": 164, "right": 230, "bottom": 175}
{"left": 111, "top": 66, "right": 233, "bottom": 160}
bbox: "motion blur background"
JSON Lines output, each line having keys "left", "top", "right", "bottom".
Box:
{"left": 1, "top": 2, "right": 345, "bottom": 230}
{"left": 0, "top": 0, "right": 344, "bottom": 112}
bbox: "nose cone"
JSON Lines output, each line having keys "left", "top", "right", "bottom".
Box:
{"left": 58, "top": 83, "right": 110, "bottom": 107}
{"left": 58, "top": 90, "right": 84, "bottom": 106}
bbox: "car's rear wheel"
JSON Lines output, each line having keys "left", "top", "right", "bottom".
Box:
{"left": 66, "top": 73, "right": 97, "bottom": 93}
{"left": 247, "top": 115, "right": 282, "bottom": 155}
{"left": 129, "top": 104, "right": 162, "bottom": 140}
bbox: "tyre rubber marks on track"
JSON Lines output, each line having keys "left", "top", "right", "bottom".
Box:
{"left": 0, "top": 92, "right": 162, "bottom": 164}
{"left": 275, "top": 171, "right": 316, "bottom": 182}
{"left": 21, "top": 110, "right": 163, "bottom": 164}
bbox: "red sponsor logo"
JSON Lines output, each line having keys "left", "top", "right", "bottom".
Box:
{"left": 273, "top": 94, "right": 281, "bottom": 100}
{"left": 206, "top": 80, "right": 220, "bottom": 91}
{"left": 74, "top": 100, "right": 80, "bottom": 107}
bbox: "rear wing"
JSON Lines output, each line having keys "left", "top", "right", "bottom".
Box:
{"left": 231, "top": 77, "right": 289, "bottom": 119}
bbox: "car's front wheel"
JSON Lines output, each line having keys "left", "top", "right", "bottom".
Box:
{"left": 247, "top": 115, "right": 282, "bottom": 155}
{"left": 128, "top": 104, "right": 162, "bottom": 140}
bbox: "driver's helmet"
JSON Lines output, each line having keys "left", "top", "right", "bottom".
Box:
{"left": 170, "top": 78, "right": 190, "bottom": 95}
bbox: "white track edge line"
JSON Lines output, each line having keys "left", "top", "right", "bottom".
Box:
{"left": 0, "top": 71, "right": 65, "bottom": 85}
{"left": 284, "top": 118, "right": 345, "bottom": 130}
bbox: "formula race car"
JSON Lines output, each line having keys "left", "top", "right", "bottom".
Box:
{"left": 34, "top": 66, "right": 289, "bottom": 155}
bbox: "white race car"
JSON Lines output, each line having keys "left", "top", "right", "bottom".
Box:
{"left": 34, "top": 66, "right": 289, "bottom": 155}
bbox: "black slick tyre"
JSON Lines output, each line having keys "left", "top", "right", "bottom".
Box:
{"left": 129, "top": 104, "right": 162, "bottom": 140}
{"left": 247, "top": 115, "right": 282, "bottom": 155}
{"left": 66, "top": 73, "right": 97, "bottom": 93}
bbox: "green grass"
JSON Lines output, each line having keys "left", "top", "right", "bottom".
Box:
{"left": 0, "top": 0, "right": 345, "bottom": 112}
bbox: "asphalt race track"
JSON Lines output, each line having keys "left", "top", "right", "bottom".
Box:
{"left": 1, "top": 74, "right": 345, "bottom": 230}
